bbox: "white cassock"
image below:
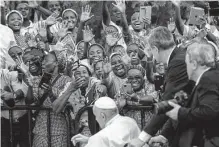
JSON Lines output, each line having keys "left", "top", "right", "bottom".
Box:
{"left": 85, "top": 114, "right": 140, "bottom": 147}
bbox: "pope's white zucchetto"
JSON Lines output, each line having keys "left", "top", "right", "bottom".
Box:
{"left": 94, "top": 97, "right": 117, "bottom": 109}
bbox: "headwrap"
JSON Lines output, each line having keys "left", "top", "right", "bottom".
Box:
{"left": 127, "top": 65, "right": 146, "bottom": 77}
{"left": 62, "top": 8, "right": 78, "bottom": 19}
{"left": 87, "top": 43, "right": 105, "bottom": 57}
{"left": 6, "top": 10, "right": 23, "bottom": 24}
{"left": 51, "top": 50, "right": 67, "bottom": 73}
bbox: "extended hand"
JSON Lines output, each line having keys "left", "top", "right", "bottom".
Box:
{"left": 126, "top": 138, "right": 145, "bottom": 147}
{"left": 83, "top": 25, "right": 95, "bottom": 42}
{"left": 80, "top": 5, "right": 94, "bottom": 23}
{"left": 165, "top": 101, "right": 181, "bottom": 121}
{"left": 71, "top": 134, "right": 89, "bottom": 146}
{"left": 148, "top": 135, "right": 168, "bottom": 147}
{"left": 112, "top": 0, "right": 126, "bottom": 13}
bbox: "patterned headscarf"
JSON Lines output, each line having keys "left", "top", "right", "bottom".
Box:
{"left": 62, "top": 8, "right": 78, "bottom": 19}
{"left": 127, "top": 65, "right": 146, "bottom": 77}
{"left": 51, "top": 50, "right": 67, "bottom": 73}
{"left": 6, "top": 10, "right": 23, "bottom": 24}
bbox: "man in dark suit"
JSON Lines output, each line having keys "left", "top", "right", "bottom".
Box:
{"left": 149, "top": 42, "right": 219, "bottom": 147}
{"left": 128, "top": 26, "right": 195, "bottom": 147}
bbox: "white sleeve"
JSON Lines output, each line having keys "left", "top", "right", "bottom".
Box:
{"left": 183, "top": 24, "right": 190, "bottom": 37}
{"left": 85, "top": 135, "right": 108, "bottom": 147}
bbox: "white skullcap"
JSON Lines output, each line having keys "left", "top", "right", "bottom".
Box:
{"left": 94, "top": 97, "right": 117, "bottom": 109}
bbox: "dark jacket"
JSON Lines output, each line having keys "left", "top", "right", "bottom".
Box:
{"left": 143, "top": 47, "right": 194, "bottom": 135}
{"left": 161, "top": 68, "right": 219, "bottom": 147}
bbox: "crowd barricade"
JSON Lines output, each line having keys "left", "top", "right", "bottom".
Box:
{"left": 1, "top": 105, "right": 72, "bottom": 147}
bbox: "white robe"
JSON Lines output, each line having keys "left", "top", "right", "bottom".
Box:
{"left": 85, "top": 114, "right": 140, "bottom": 147}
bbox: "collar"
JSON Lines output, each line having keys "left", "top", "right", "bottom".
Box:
{"left": 167, "top": 46, "right": 176, "bottom": 66}
{"left": 105, "top": 114, "right": 120, "bottom": 127}
{"left": 195, "top": 68, "right": 210, "bottom": 86}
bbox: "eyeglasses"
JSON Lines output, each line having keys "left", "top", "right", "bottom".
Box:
{"left": 127, "top": 76, "right": 143, "bottom": 81}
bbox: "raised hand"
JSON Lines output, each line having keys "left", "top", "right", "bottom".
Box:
{"left": 80, "top": 5, "right": 94, "bottom": 23}
{"left": 142, "top": 18, "right": 151, "bottom": 25}
{"left": 102, "top": 57, "right": 112, "bottom": 78}
{"left": 37, "top": 21, "right": 47, "bottom": 38}
{"left": 83, "top": 25, "right": 95, "bottom": 42}
{"left": 45, "top": 12, "right": 61, "bottom": 26}
{"left": 112, "top": 0, "right": 126, "bottom": 13}
{"left": 167, "top": 17, "right": 176, "bottom": 33}
{"left": 28, "top": 0, "right": 38, "bottom": 8}
{"left": 57, "top": 20, "right": 69, "bottom": 38}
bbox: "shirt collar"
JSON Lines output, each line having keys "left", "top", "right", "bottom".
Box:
{"left": 105, "top": 114, "right": 120, "bottom": 127}
{"left": 167, "top": 46, "right": 176, "bottom": 66}
{"left": 196, "top": 68, "right": 210, "bottom": 86}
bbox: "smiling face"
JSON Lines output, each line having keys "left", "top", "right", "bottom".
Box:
{"left": 62, "top": 10, "right": 77, "bottom": 29}
{"left": 16, "top": 3, "right": 30, "bottom": 19}
{"left": 7, "top": 12, "right": 22, "bottom": 31}
{"left": 127, "top": 44, "right": 140, "bottom": 65}
{"left": 47, "top": 1, "right": 62, "bottom": 15}
{"left": 131, "top": 12, "right": 144, "bottom": 31}
{"left": 111, "top": 54, "right": 126, "bottom": 78}
{"left": 74, "top": 66, "right": 90, "bottom": 88}
{"left": 88, "top": 45, "right": 104, "bottom": 64}
{"left": 8, "top": 46, "right": 23, "bottom": 61}
{"left": 127, "top": 69, "right": 144, "bottom": 92}
{"left": 23, "top": 53, "right": 42, "bottom": 76}
{"left": 76, "top": 42, "right": 85, "bottom": 59}
{"left": 94, "top": 61, "right": 104, "bottom": 79}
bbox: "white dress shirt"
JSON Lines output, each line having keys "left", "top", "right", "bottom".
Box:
{"left": 85, "top": 114, "right": 140, "bottom": 147}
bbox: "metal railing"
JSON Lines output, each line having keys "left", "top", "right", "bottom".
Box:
{"left": 1, "top": 105, "right": 72, "bottom": 147}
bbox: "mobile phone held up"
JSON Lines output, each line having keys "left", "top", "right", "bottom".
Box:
{"left": 188, "top": 7, "right": 205, "bottom": 26}
{"left": 139, "top": 6, "right": 152, "bottom": 22}
{"left": 39, "top": 72, "right": 53, "bottom": 88}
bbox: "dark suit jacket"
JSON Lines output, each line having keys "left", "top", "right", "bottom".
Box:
{"left": 161, "top": 69, "right": 219, "bottom": 147}
{"left": 143, "top": 47, "right": 194, "bottom": 135}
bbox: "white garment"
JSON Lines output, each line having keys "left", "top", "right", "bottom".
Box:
{"left": 20, "top": 20, "right": 45, "bottom": 37}
{"left": 85, "top": 114, "right": 140, "bottom": 147}
{"left": 0, "top": 24, "right": 16, "bottom": 67}
{"left": 102, "top": 21, "right": 127, "bottom": 50}
{"left": 0, "top": 69, "right": 28, "bottom": 119}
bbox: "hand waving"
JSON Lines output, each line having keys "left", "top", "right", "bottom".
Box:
{"left": 103, "top": 57, "right": 112, "bottom": 77}
{"left": 45, "top": 12, "right": 61, "bottom": 26}
{"left": 57, "top": 20, "right": 69, "bottom": 38}
{"left": 167, "top": 17, "right": 176, "bottom": 33}
{"left": 80, "top": 5, "right": 94, "bottom": 23}
{"left": 112, "top": 0, "right": 126, "bottom": 13}
{"left": 83, "top": 25, "right": 95, "bottom": 42}
{"left": 28, "top": 0, "right": 38, "bottom": 8}
{"left": 37, "top": 21, "right": 47, "bottom": 38}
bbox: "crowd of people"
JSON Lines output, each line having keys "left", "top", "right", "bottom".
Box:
{"left": 1, "top": 0, "right": 219, "bottom": 147}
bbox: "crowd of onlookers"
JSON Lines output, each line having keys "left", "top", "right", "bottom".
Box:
{"left": 1, "top": 1, "right": 219, "bottom": 147}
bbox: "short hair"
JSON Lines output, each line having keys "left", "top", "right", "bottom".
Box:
{"left": 187, "top": 43, "right": 216, "bottom": 68}
{"left": 148, "top": 26, "right": 175, "bottom": 50}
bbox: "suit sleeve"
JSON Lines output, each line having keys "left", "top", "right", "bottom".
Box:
{"left": 178, "top": 86, "right": 219, "bottom": 126}
{"left": 160, "top": 119, "right": 175, "bottom": 143}
{"left": 143, "top": 52, "right": 189, "bottom": 135}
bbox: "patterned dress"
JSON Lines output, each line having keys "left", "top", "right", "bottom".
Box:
{"left": 32, "top": 75, "right": 72, "bottom": 147}
{"left": 115, "top": 79, "right": 157, "bottom": 129}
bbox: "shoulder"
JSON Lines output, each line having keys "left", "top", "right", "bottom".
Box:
{"left": 200, "top": 69, "right": 219, "bottom": 86}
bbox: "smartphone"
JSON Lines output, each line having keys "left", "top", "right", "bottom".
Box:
{"left": 145, "top": 6, "right": 152, "bottom": 21}
{"left": 139, "top": 6, "right": 146, "bottom": 22}
{"left": 39, "top": 72, "right": 52, "bottom": 88}
{"left": 188, "top": 7, "right": 205, "bottom": 25}
{"left": 154, "top": 74, "right": 164, "bottom": 91}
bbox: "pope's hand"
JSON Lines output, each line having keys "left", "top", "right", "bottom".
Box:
{"left": 127, "top": 138, "right": 145, "bottom": 147}
{"left": 71, "top": 134, "right": 89, "bottom": 146}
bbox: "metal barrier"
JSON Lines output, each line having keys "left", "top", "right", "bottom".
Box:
{"left": 1, "top": 105, "right": 72, "bottom": 147}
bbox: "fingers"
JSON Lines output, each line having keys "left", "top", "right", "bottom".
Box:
{"left": 168, "top": 101, "right": 178, "bottom": 107}
{"left": 41, "top": 83, "right": 51, "bottom": 90}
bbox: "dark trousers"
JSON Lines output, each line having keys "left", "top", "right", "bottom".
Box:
{"left": 1, "top": 113, "right": 30, "bottom": 147}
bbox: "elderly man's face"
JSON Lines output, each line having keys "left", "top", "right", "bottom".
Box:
{"left": 111, "top": 55, "right": 126, "bottom": 78}
{"left": 127, "top": 69, "right": 144, "bottom": 92}
{"left": 93, "top": 106, "right": 105, "bottom": 129}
